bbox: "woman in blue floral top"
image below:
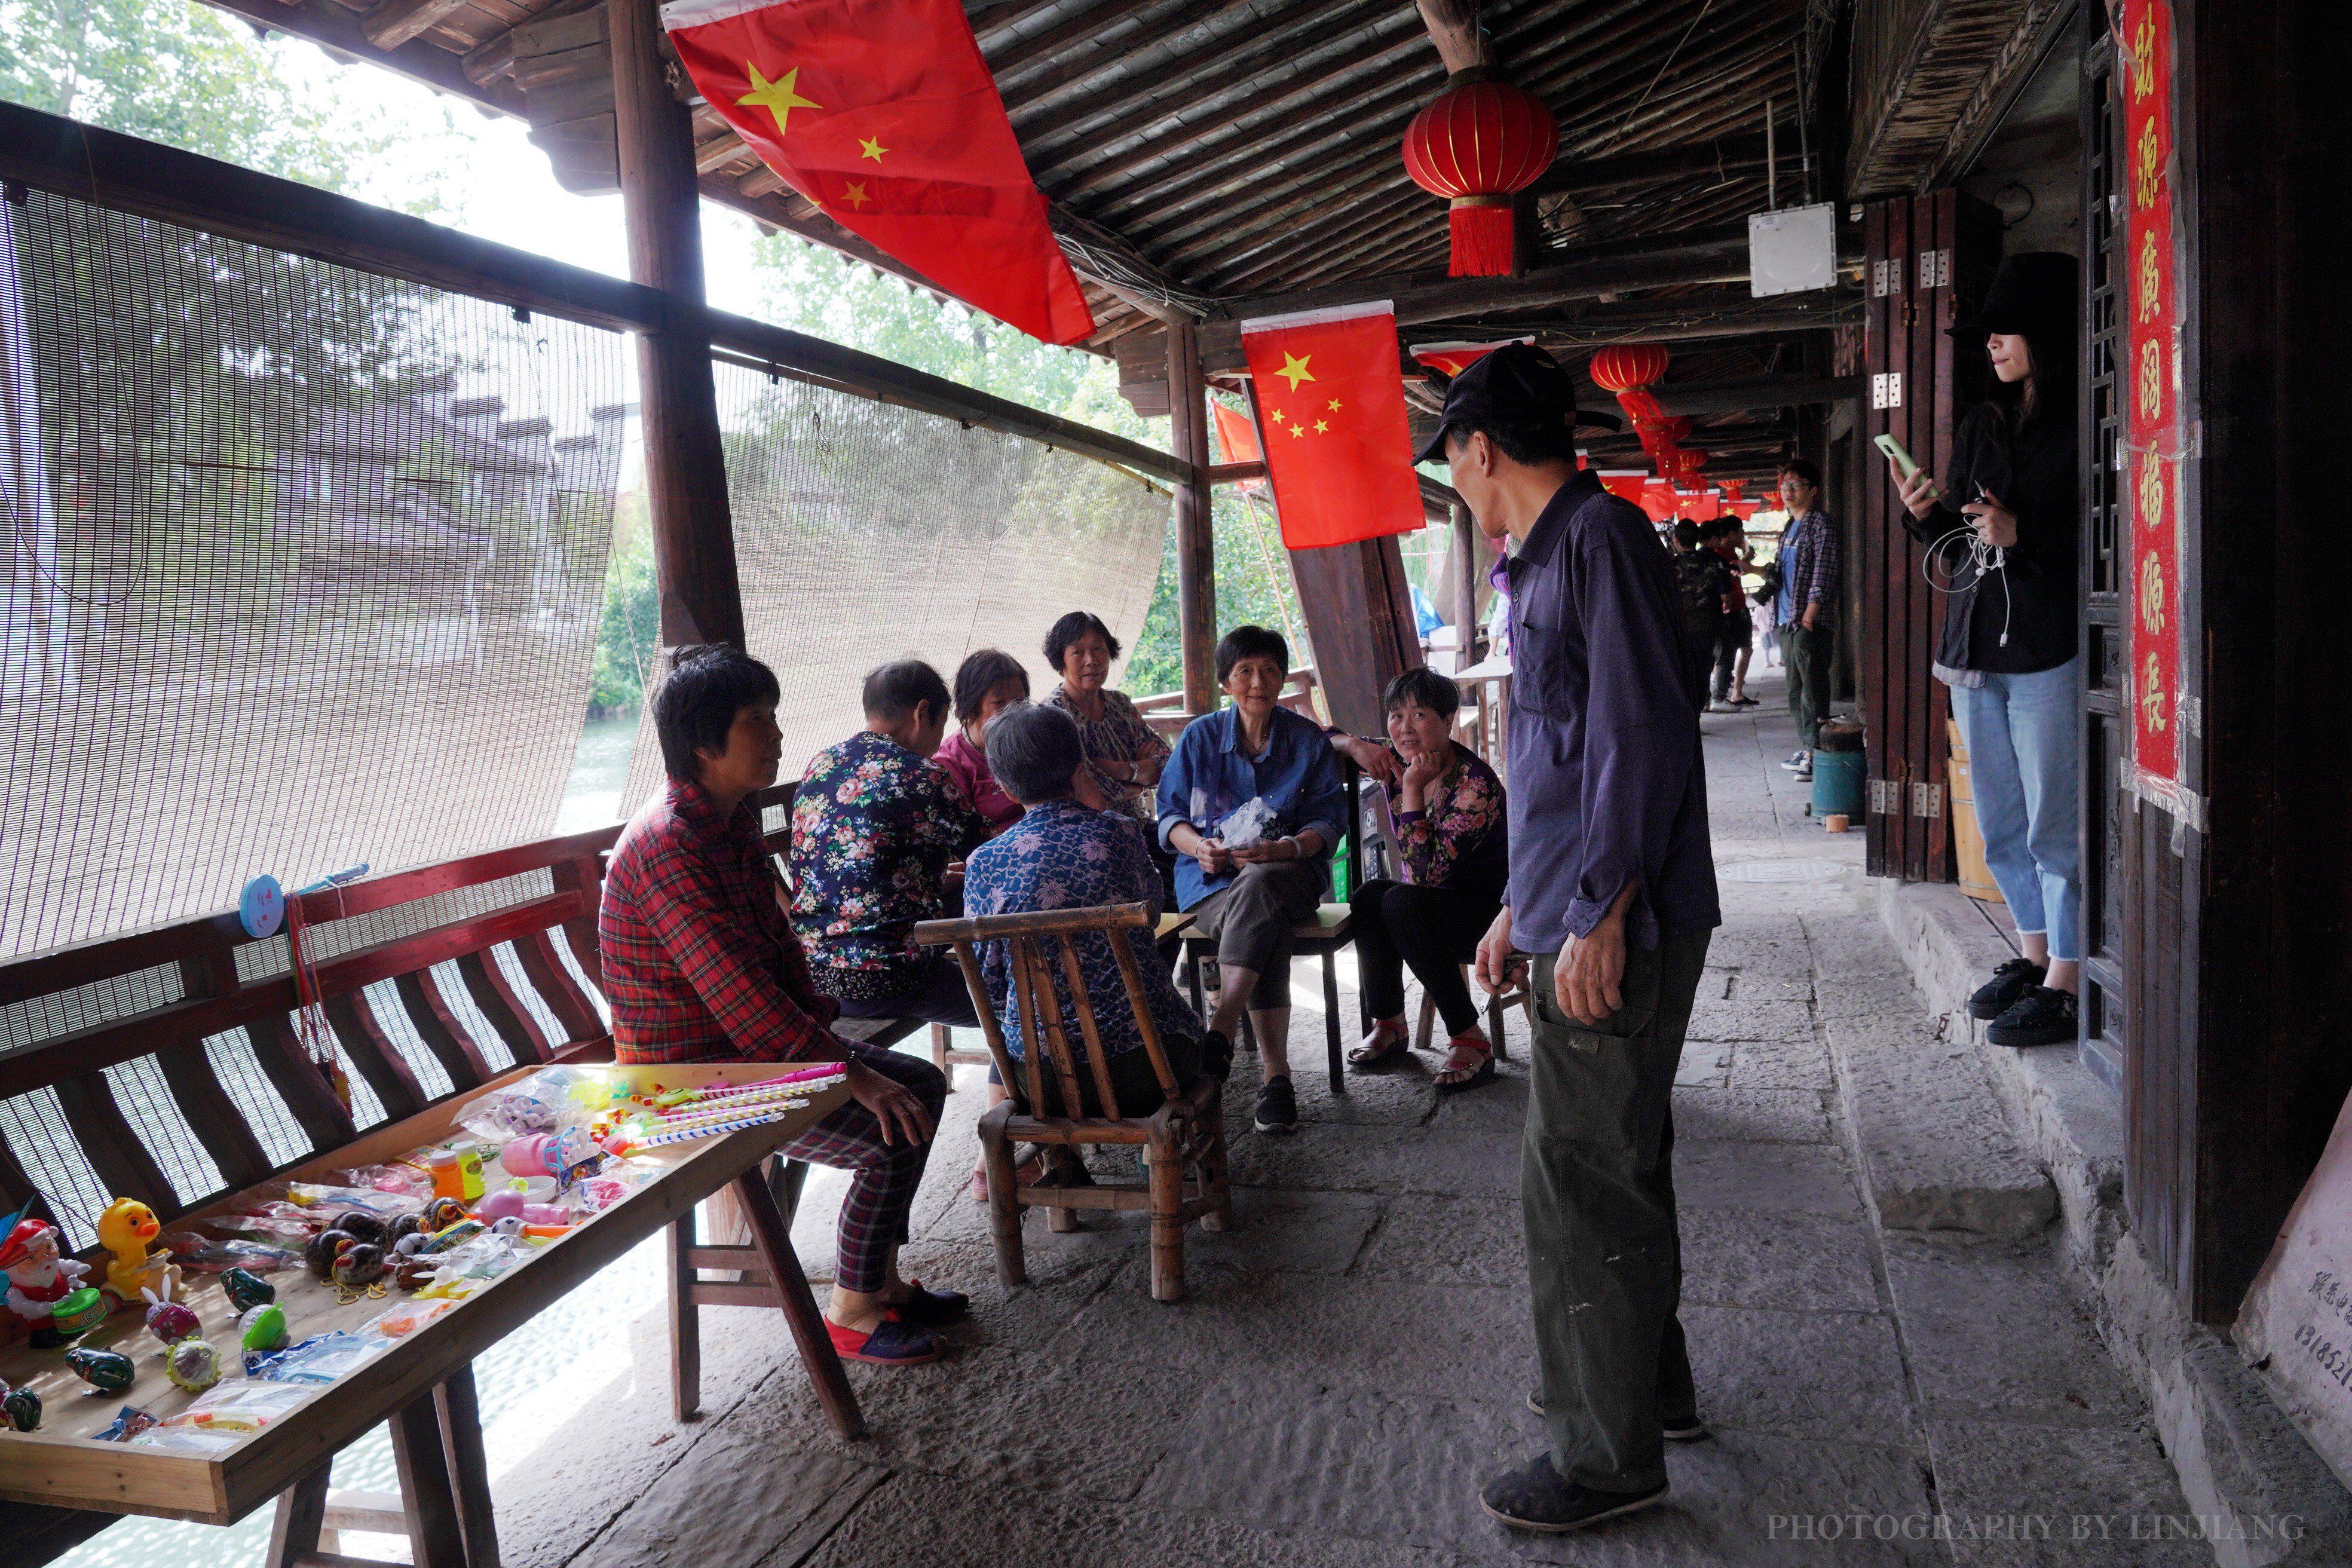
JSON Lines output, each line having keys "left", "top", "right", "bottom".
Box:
{"left": 965, "top": 703, "right": 1221, "bottom": 1114}
{"left": 791, "top": 660, "right": 991, "bottom": 1025}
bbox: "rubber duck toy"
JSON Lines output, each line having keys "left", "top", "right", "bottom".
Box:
{"left": 1, "top": 1207, "right": 90, "bottom": 1348}
{"left": 94, "top": 1198, "right": 180, "bottom": 1309}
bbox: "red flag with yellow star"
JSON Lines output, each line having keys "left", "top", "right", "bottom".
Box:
{"left": 662, "top": 0, "right": 1094, "bottom": 345}
{"left": 1239, "top": 302, "right": 1423, "bottom": 550}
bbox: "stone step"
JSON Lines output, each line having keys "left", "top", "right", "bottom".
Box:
{"left": 1807, "top": 912, "right": 2057, "bottom": 1240}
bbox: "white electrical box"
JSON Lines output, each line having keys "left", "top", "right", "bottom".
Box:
{"left": 1748, "top": 202, "right": 1838, "bottom": 297}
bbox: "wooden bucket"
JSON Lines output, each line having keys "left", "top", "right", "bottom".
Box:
{"left": 1946, "top": 718, "right": 2004, "bottom": 905}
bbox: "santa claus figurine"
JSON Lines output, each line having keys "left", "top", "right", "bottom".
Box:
{"left": 2, "top": 1208, "right": 90, "bottom": 1348}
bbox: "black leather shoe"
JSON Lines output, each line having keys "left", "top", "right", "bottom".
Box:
{"left": 1481, "top": 1452, "right": 1667, "bottom": 1533}
{"left": 1986, "top": 984, "right": 2079, "bottom": 1048}
{"left": 1968, "top": 956, "right": 2047, "bottom": 1020}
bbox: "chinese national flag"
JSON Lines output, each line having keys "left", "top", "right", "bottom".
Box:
{"left": 663, "top": 0, "right": 1094, "bottom": 345}
{"left": 1409, "top": 336, "right": 1532, "bottom": 379}
{"left": 1209, "top": 399, "right": 1266, "bottom": 496}
{"left": 1239, "top": 302, "right": 1423, "bottom": 550}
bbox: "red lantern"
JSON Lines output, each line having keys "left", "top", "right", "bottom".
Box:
{"left": 1401, "top": 78, "right": 1557, "bottom": 278}
{"left": 1667, "top": 447, "right": 1710, "bottom": 486}
{"left": 1587, "top": 344, "right": 1671, "bottom": 394}
{"left": 1722, "top": 478, "right": 1745, "bottom": 502}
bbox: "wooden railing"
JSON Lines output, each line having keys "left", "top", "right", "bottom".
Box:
{"left": 0, "top": 827, "right": 625, "bottom": 1244}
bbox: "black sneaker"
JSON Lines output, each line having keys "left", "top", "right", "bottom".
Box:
{"left": 1778, "top": 751, "right": 1809, "bottom": 771}
{"left": 1480, "top": 1452, "right": 1667, "bottom": 1533}
{"left": 1986, "top": 985, "right": 2079, "bottom": 1048}
{"left": 1968, "top": 956, "right": 2047, "bottom": 1020}
{"left": 1253, "top": 1075, "right": 1298, "bottom": 1135}
{"left": 1524, "top": 1389, "right": 1708, "bottom": 1441}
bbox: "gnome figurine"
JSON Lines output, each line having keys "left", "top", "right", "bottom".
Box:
{"left": 2, "top": 1209, "right": 91, "bottom": 1349}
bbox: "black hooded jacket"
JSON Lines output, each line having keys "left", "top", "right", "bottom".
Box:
{"left": 1901, "top": 391, "right": 2080, "bottom": 678}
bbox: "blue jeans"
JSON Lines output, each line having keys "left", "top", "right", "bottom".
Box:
{"left": 1950, "top": 660, "right": 2082, "bottom": 962}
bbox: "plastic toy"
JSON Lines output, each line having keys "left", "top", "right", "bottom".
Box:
{"left": 2, "top": 1381, "right": 40, "bottom": 1431}
{"left": 164, "top": 1380, "right": 312, "bottom": 1431}
{"left": 305, "top": 1229, "right": 357, "bottom": 1280}
{"left": 49, "top": 1287, "right": 107, "bottom": 1339}
{"left": 238, "top": 1303, "right": 289, "bottom": 1353}
{"left": 423, "top": 1196, "right": 468, "bottom": 1231}
{"left": 94, "top": 1198, "right": 181, "bottom": 1307}
{"left": 1, "top": 1208, "right": 92, "bottom": 1346}
{"left": 222, "top": 1267, "right": 276, "bottom": 1313}
{"left": 332, "top": 1211, "right": 389, "bottom": 1248}
{"left": 163, "top": 1233, "right": 302, "bottom": 1275}
{"left": 165, "top": 1337, "right": 222, "bottom": 1394}
{"left": 142, "top": 1287, "right": 200, "bottom": 1348}
{"left": 474, "top": 1189, "right": 526, "bottom": 1223}
{"left": 384, "top": 1212, "right": 423, "bottom": 1250}
{"left": 65, "top": 1346, "right": 137, "bottom": 1394}
{"left": 331, "top": 1244, "right": 386, "bottom": 1288}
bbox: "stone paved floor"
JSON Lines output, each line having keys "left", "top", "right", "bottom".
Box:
{"left": 472, "top": 666, "right": 2207, "bottom": 1568}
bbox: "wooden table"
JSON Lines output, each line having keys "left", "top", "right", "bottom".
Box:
{"left": 0, "top": 1063, "right": 855, "bottom": 1567}
{"left": 1450, "top": 655, "right": 1514, "bottom": 782}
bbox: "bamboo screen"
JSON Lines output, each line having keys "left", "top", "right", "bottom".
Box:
{"left": 0, "top": 189, "right": 629, "bottom": 960}
{"left": 617, "top": 360, "right": 1170, "bottom": 812}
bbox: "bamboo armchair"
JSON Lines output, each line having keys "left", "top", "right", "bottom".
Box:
{"left": 912, "top": 901, "right": 1232, "bottom": 1303}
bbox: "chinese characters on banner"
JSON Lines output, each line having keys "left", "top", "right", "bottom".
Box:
{"left": 2121, "top": 0, "right": 2186, "bottom": 801}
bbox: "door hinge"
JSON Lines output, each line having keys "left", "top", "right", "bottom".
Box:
{"left": 1912, "top": 782, "right": 1943, "bottom": 819}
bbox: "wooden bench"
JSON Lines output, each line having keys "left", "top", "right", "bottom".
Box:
{"left": 0, "top": 810, "right": 932, "bottom": 1566}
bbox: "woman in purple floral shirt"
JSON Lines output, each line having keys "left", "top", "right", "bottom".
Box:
{"left": 1329, "top": 669, "right": 1509, "bottom": 1091}
{"left": 791, "top": 660, "right": 992, "bottom": 1025}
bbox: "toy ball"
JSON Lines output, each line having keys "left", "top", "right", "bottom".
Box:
{"left": 165, "top": 1336, "right": 222, "bottom": 1394}
{"left": 488, "top": 1215, "right": 525, "bottom": 1239}
{"left": 333, "top": 1211, "right": 390, "bottom": 1248}
{"left": 331, "top": 1244, "right": 386, "bottom": 1288}
{"left": 65, "top": 1347, "right": 137, "bottom": 1394}
{"left": 474, "top": 1189, "right": 525, "bottom": 1222}
{"left": 305, "top": 1229, "right": 356, "bottom": 1280}
{"left": 2, "top": 1383, "right": 39, "bottom": 1432}
{"left": 221, "top": 1267, "right": 276, "bottom": 1313}
{"left": 238, "top": 1303, "right": 289, "bottom": 1353}
{"left": 143, "top": 1288, "right": 201, "bottom": 1348}
{"left": 392, "top": 1231, "right": 430, "bottom": 1258}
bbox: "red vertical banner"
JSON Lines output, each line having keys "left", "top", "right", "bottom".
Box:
{"left": 2121, "top": 0, "right": 2186, "bottom": 800}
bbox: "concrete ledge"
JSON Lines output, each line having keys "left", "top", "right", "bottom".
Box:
{"left": 1876, "top": 878, "right": 2352, "bottom": 1567}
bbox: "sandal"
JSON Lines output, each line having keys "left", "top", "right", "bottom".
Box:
{"left": 1434, "top": 1035, "right": 1496, "bottom": 1094}
{"left": 1348, "top": 1018, "right": 1411, "bottom": 1068}
{"left": 886, "top": 1278, "right": 969, "bottom": 1327}
{"left": 826, "top": 1315, "right": 943, "bottom": 1366}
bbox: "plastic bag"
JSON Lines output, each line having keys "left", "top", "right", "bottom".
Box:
{"left": 283, "top": 1183, "right": 420, "bottom": 1220}
{"left": 163, "top": 1233, "right": 304, "bottom": 1273}
{"left": 246, "top": 1332, "right": 389, "bottom": 1385}
{"left": 162, "top": 1381, "right": 315, "bottom": 1432}
{"left": 455, "top": 1065, "right": 610, "bottom": 1142}
{"left": 206, "top": 1202, "right": 325, "bottom": 1240}
{"left": 1215, "top": 797, "right": 1278, "bottom": 848}
{"left": 368, "top": 1297, "right": 459, "bottom": 1339}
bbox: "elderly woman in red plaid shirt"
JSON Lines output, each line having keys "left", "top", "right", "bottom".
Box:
{"left": 599, "top": 645, "right": 958, "bottom": 1368}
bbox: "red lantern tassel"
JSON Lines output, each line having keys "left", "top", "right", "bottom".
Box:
{"left": 1447, "top": 198, "right": 1515, "bottom": 277}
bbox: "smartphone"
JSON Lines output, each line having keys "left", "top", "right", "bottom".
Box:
{"left": 1875, "top": 433, "right": 1941, "bottom": 497}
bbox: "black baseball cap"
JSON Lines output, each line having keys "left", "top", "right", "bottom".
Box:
{"left": 1414, "top": 342, "right": 1621, "bottom": 464}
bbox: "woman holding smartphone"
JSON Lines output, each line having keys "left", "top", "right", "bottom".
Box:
{"left": 1885, "top": 252, "right": 2083, "bottom": 1049}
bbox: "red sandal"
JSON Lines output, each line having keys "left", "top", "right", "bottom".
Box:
{"left": 1349, "top": 1017, "right": 1411, "bottom": 1069}
{"left": 1434, "top": 1034, "right": 1496, "bottom": 1094}
{"left": 826, "top": 1315, "right": 944, "bottom": 1366}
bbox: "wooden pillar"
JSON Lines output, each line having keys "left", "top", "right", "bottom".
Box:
{"left": 1448, "top": 500, "right": 1480, "bottom": 662}
{"left": 610, "top": 0, "right": 744, "bottom": 649}
{"left": 1165, "top": 320, "right": 1217, "bottom": 712}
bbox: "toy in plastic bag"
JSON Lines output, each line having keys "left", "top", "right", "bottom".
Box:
{"left": 369, "top": 1298, "right": 459, "bottom": 1339}
{"left": 206, "top": 1202, "right": 324, "bottom": 1241}
{"left": 130, "top": 1425, "right": 244, "bottom": 1455}
{"left": 246, "top": 1331, "right": 390, "bottom": 1385}
{"left": 164, "top": 1233, "right": 303, "bottom": 1274}
{"left": 456, "top": 1066, "right": 609, "bottom": 1143}
{"left": 283, "top": 1184, "right": 419, "bottom": 1221}
{"left": 1215, "top": 797, "right": 1279, "bottom": 848}
{"left": 162, "top": 1381, "right": 314, "bottom": 1432}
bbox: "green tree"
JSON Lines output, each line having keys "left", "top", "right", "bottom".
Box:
{"left": 0, "top": 0, "right": 474, "bottom": 220}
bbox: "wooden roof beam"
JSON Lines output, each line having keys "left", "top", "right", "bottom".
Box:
{"left": 196, "top": 0, "right": 525, "bottom": 115}
{"left": 1415, "top": 0, "right": 1485, "bottom": 74}
{"left": 360, "top": 0, "right": 472, "bottom": 51}
{"left": 994, "top": 0, "right": 1258, "bottom": 112}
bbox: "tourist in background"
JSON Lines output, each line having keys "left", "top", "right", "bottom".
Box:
{"left": 1774, "top": 459, "right": 1839, "bottom": 782}
{"left": 1670, "top": 520, "right": 1730, "bottom": 714}
{"left": 1890, "top": 252, "right": 2082, "bottom": 1049}
{"left": 1706, "top": 518, "right": 1759, "bottom": 710}
{"left": 1329, "top": 668, "right": 1509, "bottom": 1092}
{"left": 934, "top": 648, "right": 1030, "bottom": 834}
{"left": 792, "top": 660, "right": 991, "bottom": 1028}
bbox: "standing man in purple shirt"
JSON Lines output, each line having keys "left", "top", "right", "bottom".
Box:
{"left": 1427, "top": 346, "right": 1722, "bottom": 1533}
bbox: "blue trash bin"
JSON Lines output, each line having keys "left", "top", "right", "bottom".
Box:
{"left": 1811, "top": 731, "right": 1866, "bottom": 819}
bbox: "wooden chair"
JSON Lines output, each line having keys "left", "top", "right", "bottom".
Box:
{"left": 914, "top": 901, "right": 1232, "bottom": 1303}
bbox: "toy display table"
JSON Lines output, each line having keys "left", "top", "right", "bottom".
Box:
{"left": 0, "top": 1062, "right": 854, "bottom": 1568}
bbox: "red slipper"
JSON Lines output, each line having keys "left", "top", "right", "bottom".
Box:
{"left": 826, "top": 1316, "right": 943, "bottom": 1366}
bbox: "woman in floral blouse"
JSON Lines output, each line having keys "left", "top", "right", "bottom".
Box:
{"left": 791, "top": 659, "right": 992, "bottom": 1025}
{"left": 1329, "top": 668, "right": 1509, "bottom": 1092}
{"left": 1041, "top": 611, "right": 1171, "bottom": 828}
